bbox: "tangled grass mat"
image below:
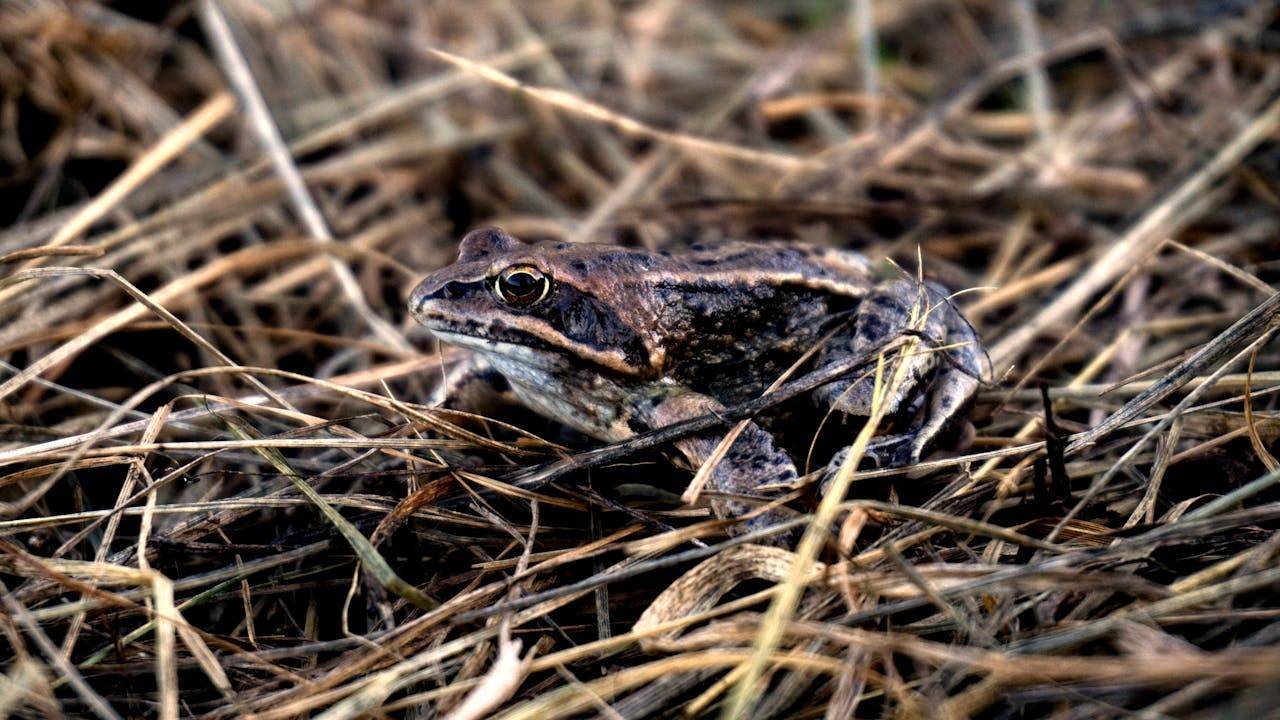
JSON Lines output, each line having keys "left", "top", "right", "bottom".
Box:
{"left": 1, "top": 2, "right": 1279, "bottom": 718}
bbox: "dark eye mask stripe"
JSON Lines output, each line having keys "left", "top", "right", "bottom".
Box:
{"left": 540, "top": 282, "right": 651, "bottom": 372}
{"left": 416, "top": 278, "right": 487, "bottom": 305}
{"left": 415, "top": 275, "right": 652, "bottom": 375}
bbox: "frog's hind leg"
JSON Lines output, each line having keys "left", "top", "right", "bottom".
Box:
{"left": 817, "top": 281, "right": 983, "bottom": 488}
{"left": 814, "top": 278, "right": 945, "bottom": 421}
{"left": 903, "top": 293, "right": 991, "bottom": 462}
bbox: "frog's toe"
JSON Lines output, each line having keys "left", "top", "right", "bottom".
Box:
{"left": 870, "top": 434, "right": 920, "bottom": 469}
{"left": 819, "top": 434, "right": 917, "bottom": 496}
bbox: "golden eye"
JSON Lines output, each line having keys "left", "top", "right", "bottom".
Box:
{"left": 494, "top": 265, "right": 551, "bottom": 307}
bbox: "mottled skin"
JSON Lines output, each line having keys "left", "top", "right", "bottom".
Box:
{"left": 410, "top": 228, "right": 989, "bottom": 535}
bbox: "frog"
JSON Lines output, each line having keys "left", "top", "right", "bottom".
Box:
{"left": 409, "top": 227, "right": 989, "bottom": 536}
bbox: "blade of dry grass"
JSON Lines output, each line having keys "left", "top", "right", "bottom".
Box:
{"left": 218, "top": 413, "right": 439, "bottom": 610}
{"left": 991, "top": 95, "right": 1280, "bottom": 371}
{"left": 724, "top": 300, "right": 928, "bottom": 719}
{"left": 0, "top": 580, "right": 124, "bottom": 720}
{"left": 196, "top": 0, "right": 412, "bottom": 354}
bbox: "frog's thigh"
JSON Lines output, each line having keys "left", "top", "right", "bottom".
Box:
{"left": 641, "top": 392, "right": 797, "bottom": 536}
{"left": 426, "top": 354, "right": 516, "bottom": 414}
{"left": 906, "top": 302, "right": 990, "bottom": 459}
{"left": 814, "top": 279, "right": 943, "bottom": 416}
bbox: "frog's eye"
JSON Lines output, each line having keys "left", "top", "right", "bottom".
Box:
{"left": 494, "top": 265, "right": 552, "bottom": 307}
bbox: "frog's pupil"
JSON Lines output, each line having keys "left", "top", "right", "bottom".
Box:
{"left": 506, "top": 272, "right": 537, "bottom": 296}
{"left": 497, "top": 267, "right": 548, "bottom": 305}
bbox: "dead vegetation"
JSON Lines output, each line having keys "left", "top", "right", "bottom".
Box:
{"left": 1, "top": 1, "right": 1279, "bottom": 717}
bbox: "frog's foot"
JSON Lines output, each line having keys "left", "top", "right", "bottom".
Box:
{"left": 640, "top": 391, "right": 799, "bottom": 543}
{"left": 819, "top": 433, "right": 916, "bottom": 498}
{"left": 814, "top": 279, "right": 946, "bottom": 418}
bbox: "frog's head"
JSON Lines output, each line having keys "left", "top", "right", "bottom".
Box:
{"left": 410, "top": 228, "right": 663, "bottom": 378}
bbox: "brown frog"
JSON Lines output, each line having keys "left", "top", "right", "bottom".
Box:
{"left": 410, "top": 228, "right": 989, "bottom": 535}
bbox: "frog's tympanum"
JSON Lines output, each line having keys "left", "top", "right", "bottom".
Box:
{"left": 410, "top": 228, "right": 989, "bottom": 536}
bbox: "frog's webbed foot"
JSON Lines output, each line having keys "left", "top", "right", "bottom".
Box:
{"left": 640, "top": 391, "right": 798, "bottom": 542}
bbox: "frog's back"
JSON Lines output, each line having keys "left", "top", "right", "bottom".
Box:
{"left": 638, "top": 240, "right": 876, "bottom": 401}
{"left": 526, "top": 239, "right": 873, "bottom": 289}
{"left": 670, "top": 240, "right": 874, "bottom": 292}
{"left": 498, "top": 237, "right": 879, "bottom": 401}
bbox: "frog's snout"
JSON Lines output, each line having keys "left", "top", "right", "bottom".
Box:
{"left": 407, "top": 278, "right": 442, "bottom": 325}
{"left": 410, "top": 272, "right": 482, "bottom": 325}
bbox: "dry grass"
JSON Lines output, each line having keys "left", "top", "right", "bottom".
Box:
{"left": 1, "top": 1, "right": 1279, "bottom": 718}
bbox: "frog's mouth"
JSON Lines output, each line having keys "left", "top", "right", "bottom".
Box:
{"left": 425, "top": 323, "right": 562, "bottom": 361}
{"left": 425, "top": 322, "right": 652, "bottom": 381}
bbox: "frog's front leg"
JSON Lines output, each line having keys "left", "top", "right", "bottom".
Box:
{"left": 638, "top": 391, "right": 797, "bottom": 538}
{"left": 426, "top": 353, "right": 517, "bottom": 415}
